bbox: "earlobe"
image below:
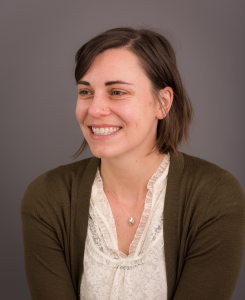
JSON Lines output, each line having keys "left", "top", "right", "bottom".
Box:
{"left": 156, "top": 86, "right": 173, "bottom": 119}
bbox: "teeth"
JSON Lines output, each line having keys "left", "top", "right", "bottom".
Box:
{"left": 91, "top": 127, "right": 120, "bottom": 135}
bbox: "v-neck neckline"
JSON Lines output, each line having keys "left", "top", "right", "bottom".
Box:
{"left": 91, "top": 154, "right": 170, "bottom": 258}
{"left": 74, "top": 152, "right": 185, "bottom": 300}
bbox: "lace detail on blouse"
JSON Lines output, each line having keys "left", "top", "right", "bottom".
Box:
{"left": 80, "top": 154, "right": 170, "bottom": 300}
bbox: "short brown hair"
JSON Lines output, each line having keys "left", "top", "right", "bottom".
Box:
{"left": 73, "top": 27, "right": 193, "bottom": 158}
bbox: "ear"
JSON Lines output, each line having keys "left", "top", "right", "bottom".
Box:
{"left": 156, "top": 86, "right": 173, "bottom": 120}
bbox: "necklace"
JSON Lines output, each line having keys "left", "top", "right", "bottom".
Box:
{"left": 104, "top": 181, "right": 146, "bottom": 226}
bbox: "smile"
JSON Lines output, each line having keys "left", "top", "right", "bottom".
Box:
{"left": 91, "top": 127, "right": 121, "bottom": 135}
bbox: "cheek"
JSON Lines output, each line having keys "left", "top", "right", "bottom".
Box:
{"left": 75, "top": 102, "right": 87, "bottom": 124}
{"left": 120, "top": 101, "right": 148, "bottom": 128}
{"left": 113, "top": 102, "right": 135, "bottom": 124}
{"left": 122, "top": 108, "right": 139, "bottom": 128}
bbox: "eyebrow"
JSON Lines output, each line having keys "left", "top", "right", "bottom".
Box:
{"left": 77, "top": 80, "right": 134, "bottom": 86}
{"left": 77, "top": 80, "right": 90, "bottom": 86}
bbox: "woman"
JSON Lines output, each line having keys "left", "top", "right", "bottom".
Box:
{"left": 21, "top": 27, "right": 245, "bottom": 300}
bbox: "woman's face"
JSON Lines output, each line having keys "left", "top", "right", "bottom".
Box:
{"left": 76, "top": 47, "right": 165, "bottom": 159}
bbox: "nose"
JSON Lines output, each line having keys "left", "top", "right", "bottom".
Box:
{"left": 88, "top": 92, "right": 110, "bottom": 117}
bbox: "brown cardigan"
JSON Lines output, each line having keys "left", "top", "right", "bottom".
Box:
{"left": 21, "top": 152, "right": 245, "bottom": 300}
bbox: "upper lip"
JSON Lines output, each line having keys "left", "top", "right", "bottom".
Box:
{"left": 89, "top": 124, "right": 122, "bottom": 128}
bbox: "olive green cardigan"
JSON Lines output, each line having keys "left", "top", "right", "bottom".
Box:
{"left": 21, "top": 152, "right": 245, "bottom": 300}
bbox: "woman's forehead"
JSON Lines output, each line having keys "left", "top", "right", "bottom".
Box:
{"left": 81, "top": 48, "right": 149, "bottom": 85}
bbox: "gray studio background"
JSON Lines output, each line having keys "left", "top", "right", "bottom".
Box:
{"left": 1, "top": 0, "right": 245, "bottom": 299}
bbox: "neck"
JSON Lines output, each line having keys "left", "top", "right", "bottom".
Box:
{"left": 100, "top": 150, "right": 165, "bottom": 206}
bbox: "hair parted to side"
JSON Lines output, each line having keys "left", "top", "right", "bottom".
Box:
{"left": 73, "top": 27, "right": 193, "bottom": 159}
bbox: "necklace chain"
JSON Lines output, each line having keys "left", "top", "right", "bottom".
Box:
{"left": 103, "top": 181, "right": 145, "bottom": 226}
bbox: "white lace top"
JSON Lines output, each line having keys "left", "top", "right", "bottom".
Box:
{"left": 80, "top": 154, "right": 170, "bottom": 300}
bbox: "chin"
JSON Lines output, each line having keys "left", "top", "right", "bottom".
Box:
{"left": 89, "top": 146, "right": 120, "bottom": 159}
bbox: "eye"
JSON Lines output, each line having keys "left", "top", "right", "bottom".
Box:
{"left": 111, "top": 90, "right": 125, "bottom": 96}
{"left": 78, "top": 90, "right": 90, "bottom": 95}
{"left": 78, "top": 90, "right": 93, "bottom": 100}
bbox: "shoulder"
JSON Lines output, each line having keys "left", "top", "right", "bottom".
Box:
{"left": 182, "top": 152, "right": 227, "bottom": 177}
{"left": 24, "top": 157, "right": 94, "bottom": 196}
{"left": 175, "top": 152, "right": 245, "bottom": 218}
{"left": 176, "top": 151, "right": 241, "bottom": 189}
{"left": 21, "top": 156, "right": 100, "bottom": 214}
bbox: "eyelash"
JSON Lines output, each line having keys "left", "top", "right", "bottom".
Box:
{"left": 78, "top": 90, "right": 91, "bottom": 95}
{"left": 78, "top": 90, "right": 126, "bottom": 96}
{"left": 111, "top": 90, "right": 125, "bottom": 96}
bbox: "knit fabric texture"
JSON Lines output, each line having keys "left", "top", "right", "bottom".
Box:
{"left": 21, "top": 152, "right": 245, "bottom": 300}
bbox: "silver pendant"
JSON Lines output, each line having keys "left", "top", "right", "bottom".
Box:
{"left": 128, "top": 217, "right": 134, "bottom": 226}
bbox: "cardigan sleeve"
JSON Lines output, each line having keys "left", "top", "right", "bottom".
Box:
{"left": 21, "top": 173, "right": 78, "bottom": 300}
{"left": 172, "top": 170, "right": 245, "bottom": 300}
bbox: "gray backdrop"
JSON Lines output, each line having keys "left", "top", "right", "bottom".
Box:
{"left": 1, "top": 0, "right": 245, "bottom": 299}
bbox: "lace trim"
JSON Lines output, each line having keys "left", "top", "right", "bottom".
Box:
{"left": 88, "top": 206, "right": 120, "bottom": 259}
{"left": 86, "top": 227, "right": 164, "bottom": 268}
{"left": 130, "top": 154, "right": 170, "bottom": 257}
{"left": 139, "top": 198, "right": 165, "bottom": 255}
{"left": 93, "top": 173, "right": 122, "bottom": 255}
{"left": 90, "top": 153, "right": 170, "bottom": 259}
{"left": 87, "top": 177, "right": 166, "bottom": 260}
{"left": 146, "top": 154, "right": 170, "bottom": 191}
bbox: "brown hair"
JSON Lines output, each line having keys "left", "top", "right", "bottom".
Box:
{"left": 73, "top": 27, "right": 193, "bottom": 158}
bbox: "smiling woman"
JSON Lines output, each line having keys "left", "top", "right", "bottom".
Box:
{"left": 75, "top": 47, "right": 175, "bottom": 159}
{"left": 21, "top": 27, "right": 245, "bottom": 300}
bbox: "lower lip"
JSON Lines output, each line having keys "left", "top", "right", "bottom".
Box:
{"left": 88, "top": 127, "right": 122, "bottom": 140}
